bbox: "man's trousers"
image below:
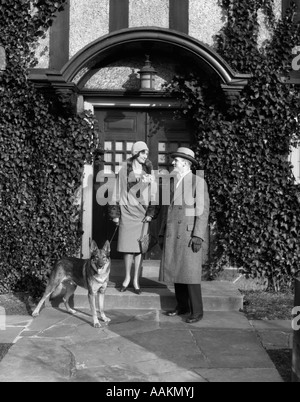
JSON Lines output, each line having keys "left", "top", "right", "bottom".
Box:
{"left": 174, "top": 283, "right": 203, "bottom": 316}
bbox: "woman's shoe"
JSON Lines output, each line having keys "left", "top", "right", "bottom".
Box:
{"left": 119, "top": 286, "right": 128, "bottom": 293}
{"left": 134, "top": 288, "right": 142, "bottom": 295}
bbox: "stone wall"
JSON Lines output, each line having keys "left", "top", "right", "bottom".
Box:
{"left": 129, "top": 0, "right": 169, "bottom": 29}
{"left": 189, "top": 0, "right": 223, "bottom": 47}
{"left": 69, "top": 0, "right": 110, "bottom": 57}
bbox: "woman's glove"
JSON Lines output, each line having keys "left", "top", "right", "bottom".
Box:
{"left": 113, "top": 218, "right": 120, "bottom": 226}
{"left": 141, "top": 174, "right": 155, "bottom": 184}
{"left": 188, "top": 237, "right": 203, "bottom": 253}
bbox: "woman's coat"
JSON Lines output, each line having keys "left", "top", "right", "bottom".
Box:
{"left": 108, "top": 158, "right": 158, "bottom": 253}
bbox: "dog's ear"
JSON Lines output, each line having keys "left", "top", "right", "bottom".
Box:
{"left": 103, "top": 240, "right": 111, "bottom": 256}
{"left": 90, "top": 240, "right": 99, "bottom": 254}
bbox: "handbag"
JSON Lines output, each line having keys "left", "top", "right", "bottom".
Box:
{"left": 138, "top": 222, "right": 157, "bottom": 254}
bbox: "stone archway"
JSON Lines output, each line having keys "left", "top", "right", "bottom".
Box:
{"left": 30, "top": 27, "right": 250, "bottom": 104}
{"left": 62, "top": 27, "right": 250, "bottom": 97}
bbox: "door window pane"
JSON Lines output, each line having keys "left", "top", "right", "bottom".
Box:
{"left": 169, "top": 143, "right": 178, "bottom": 152}
{"left": 104, "top": 165, "right": 113, "bottom": 174}
{"left": 104, "top": 141, "right": 112, "bottom": 151}
{"left": 116, "top": 142, "right": 124, "bottom": 151}
{"left": 115, "top": 154, "right": 124, "bottom": 163}
{"left": 127, "top": 142, "right": 134, "bottom": 151}
{"left": 159, "top": 142, "right": 166, "bottom": 152}
{"left": 104, "top": 154, "right": 112, "bottom": 163}
{"left": 159, "top": 154, "right": 167, "bottom": 163}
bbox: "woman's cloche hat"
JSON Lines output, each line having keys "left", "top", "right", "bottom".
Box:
{"left": 171, "top": 147, "right": 198, "bottom": 166}
{"left": 131, "top": 141, "right": 149, "bottom": 156}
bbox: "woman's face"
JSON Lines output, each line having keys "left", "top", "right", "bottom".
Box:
{"left": 137, "top": 150, "right": 149, "bottom": 164}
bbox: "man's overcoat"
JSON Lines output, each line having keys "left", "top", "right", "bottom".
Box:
{"left": 159, "top": 171, "right": 210, "bottom": 284}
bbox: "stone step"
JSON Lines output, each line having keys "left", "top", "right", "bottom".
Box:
{"left": 47, "top": 281, "right": 243, "bottom": 312}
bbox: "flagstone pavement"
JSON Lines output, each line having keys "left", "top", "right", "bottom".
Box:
{"left": 0, "top": 307, "right": 293, "bottom": 382}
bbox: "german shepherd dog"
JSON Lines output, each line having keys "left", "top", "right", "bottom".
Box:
{"left": 32, "top": 240, "right": 111, "bottom": 328}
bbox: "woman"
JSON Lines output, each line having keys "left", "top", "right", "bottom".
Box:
{"left": 108, "top": 141, "right": 158, "bottom": 294}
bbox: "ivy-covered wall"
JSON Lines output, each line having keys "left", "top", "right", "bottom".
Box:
{"left": 0, "top": 0, "right": 98, "bottom": 295}
{"left": 167, "top": 0, "right": 300, "bottom": 290}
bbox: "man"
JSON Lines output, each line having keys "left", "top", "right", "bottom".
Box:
{"left": 159, "top": 147, "right": 210, "bottom": 324}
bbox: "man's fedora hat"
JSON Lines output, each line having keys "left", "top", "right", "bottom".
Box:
{"left": 171, "top": 147, "right": 198, "bottom": 166}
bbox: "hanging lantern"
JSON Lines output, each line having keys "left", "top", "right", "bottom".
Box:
{"left": 138, "top": 55, "right": 157, "bottom": 91}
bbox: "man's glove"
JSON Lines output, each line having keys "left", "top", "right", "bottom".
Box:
{"left": 158, "top": 236, "right": 164, "bottom": 250}
{"left": 188, "top": 237, "right": 203, "bottom": 253}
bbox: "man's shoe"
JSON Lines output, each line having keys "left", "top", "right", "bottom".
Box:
{"left": 186, "top": 314, "right": 203, "bottom": 324}
{"left": 166, "top": 309, "right": 189, "bottom": 317}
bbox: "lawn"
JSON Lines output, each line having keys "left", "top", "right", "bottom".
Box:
{"left": 241, "top": 289, "right": 294, "bottom": 320}
{"left": 241, "top": 289, "right": 295, "bottom": 383}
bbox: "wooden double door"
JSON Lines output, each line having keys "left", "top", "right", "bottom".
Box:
{"left": 92, "top": 109, "right": 193, "bottom": 260}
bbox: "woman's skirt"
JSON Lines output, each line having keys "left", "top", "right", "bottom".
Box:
{"left": 117, "top": 203, "right": 149, "bottom": 253}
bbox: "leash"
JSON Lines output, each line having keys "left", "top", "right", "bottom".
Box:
{"left": 109, "top": 225, "right": 118, "bottom": 245}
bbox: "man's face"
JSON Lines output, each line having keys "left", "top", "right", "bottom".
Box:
{"left": 172, "top": 157, "right": 186, "bottom": 174}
